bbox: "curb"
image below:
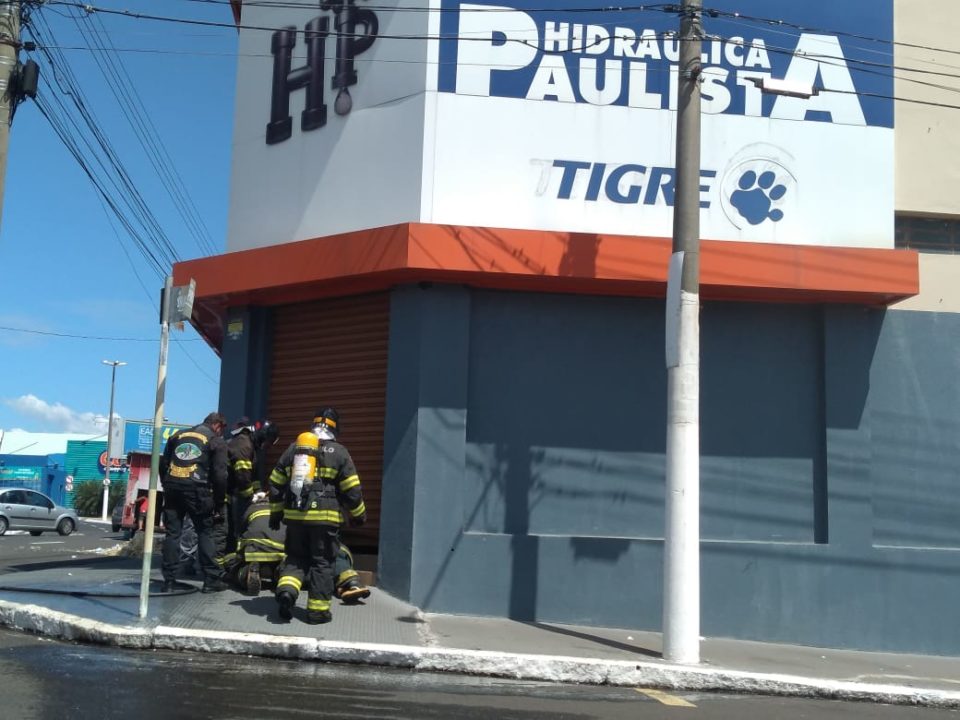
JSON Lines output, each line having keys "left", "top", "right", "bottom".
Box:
{"left": 0, "top": 600, "right": 958, "bottom": 708}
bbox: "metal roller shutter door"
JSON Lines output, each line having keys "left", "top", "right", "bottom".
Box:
{"left": 266, "top": 292, "right": 389, "bottom": 552}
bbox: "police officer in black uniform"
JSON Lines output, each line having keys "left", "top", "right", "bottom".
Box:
{"left": 268, "top": 407, "right": 366, "bottom": 624}
{"left": 160, "top": 412, "right": 230, "bottom": 593}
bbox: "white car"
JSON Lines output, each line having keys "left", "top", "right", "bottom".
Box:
{"left": 0, "top": 487, "right": 78, "bottom": 536}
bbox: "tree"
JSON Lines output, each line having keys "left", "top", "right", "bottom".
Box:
{"left": 72, "top": 480, "right": 125, "bottom": 517}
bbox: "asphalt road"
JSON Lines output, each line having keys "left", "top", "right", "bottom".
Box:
{"left": 0, "top": 525, "right": 955, "bottom": 719}
{"left": 0, "top": 519, "right": 126, "bottom": 570}
{"left": 0, "top": 627, "right": 955, "bottom": 720}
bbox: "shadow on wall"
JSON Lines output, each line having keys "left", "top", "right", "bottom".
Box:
{"left": 558, "top": 233, "right": 601, "bottom": 277}
{"left": 868, "top": 309, "right": 960, "bottom": 550}
{"left": 413, "top": 294, "right": 900, "bottom": 626}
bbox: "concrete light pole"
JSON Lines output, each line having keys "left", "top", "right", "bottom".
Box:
{"left": 101, "top": 360, "right": 126, "bottom": 522}
{"left": 663, "top": 0, "right": 703, "bottom": 666}
{"left": 660, "top": 5, "right": 818, "bottom": 664}
{"left": 140, "top": 275, "right": 173, "bottom": 619}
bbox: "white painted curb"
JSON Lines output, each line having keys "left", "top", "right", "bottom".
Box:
{"left": 0, "top": 600, "right": 958, "bottom": 708}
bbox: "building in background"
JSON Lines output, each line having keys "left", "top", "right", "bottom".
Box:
{"left": 2, "top": 422, "right": 189, "bottom": 509}
{"left": 1, "top": 430, "right": 97, "bottom": 505}
{"left": 63, "top": 438, "right": 126, "bottom": 509}
{"left": 175, "top": 0, "right": 960, "bottom": 655}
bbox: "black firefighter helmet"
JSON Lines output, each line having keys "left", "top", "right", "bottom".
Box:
{"left": 253, "top": 419, "right": 280, "bottom": 447}
{"left": 312, "top": 407, "right": 341, "bottom": 438}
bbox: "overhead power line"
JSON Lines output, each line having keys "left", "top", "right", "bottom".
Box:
{"left": 705, "top": 7, "right": 960, "bottom": 60}
{"left": 37, "top": 1, "right": 960, "bottom": 107}
{"left": 63, "top": 0, "right": 960, "bottom": 64}
{"left": 29, "top": 40, "right": 960, "bottom": 114}
{"left": 69, "top": 7, "right": 219, "bottom": 257}
{"left": 26, "top": 12, "right": 182, "bottom": 275}
{"left": 43, "top": 0, "right": 676, "bottom": 43}
{"left": 0, "top": 324, "right": 199, "bottom": 342}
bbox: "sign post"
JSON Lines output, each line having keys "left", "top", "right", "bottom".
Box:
{"left": 139, "top": 276, "right": 195, "bottom": 619}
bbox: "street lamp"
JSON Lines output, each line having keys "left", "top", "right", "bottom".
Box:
{"left": 101, "top": 360, "right": 126, "bottom": 522}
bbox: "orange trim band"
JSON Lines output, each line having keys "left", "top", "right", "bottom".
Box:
{"left": 173, "top": 223, "right": 919, "bottom": 352}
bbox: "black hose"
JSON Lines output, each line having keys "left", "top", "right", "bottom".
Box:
{"left": 0, "top": 582, "right": 200, "bottom": 598}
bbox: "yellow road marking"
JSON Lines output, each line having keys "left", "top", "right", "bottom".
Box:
{"left": 635, "top": 688, "right": 696, "bottom": 707}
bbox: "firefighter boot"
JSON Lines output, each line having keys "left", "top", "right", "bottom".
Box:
{"left": 306, "top": 596, "right": 332, "bottom": 624}
{"left": 307, "top": 610, "right": 332, "bottom": 625}
{"left": 277, "top": 591, "right": 295, "bottom": 621}
{"left": 339, "top": 579, "right": 371, "bottom": 604}
{"left": 245, "top": 562, "right": 262, "bottom": 596}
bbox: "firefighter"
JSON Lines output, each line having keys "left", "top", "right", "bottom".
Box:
{"left": 160, "top": 412, "right": 229, "bottom": 593}
{"left": 268, "top": 407, "right": 366, "bottom": 624}
{"left": 236, "top": 493, "right": 371, "bottom": 601}
{"left": 234, "top": 492, "right": 286, "bottom": 594}
{"left": 217, "top": 417, "right": 281, "bottom": 571}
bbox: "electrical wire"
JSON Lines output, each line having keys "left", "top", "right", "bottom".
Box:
{"left": 703, "top": 34, "right": 960, "bottom": 103}
{"left": 31, "top": 94, "right": 169, "bottom": 278}
{"left": 20, "top": 6, "right": 221, "bottom": 390}
{"left": 0, "top": 324, "right": 198, "bottom": 342}
{"left": 27, "top": 10, "right": 185, "bottom": 271}
{"left": 70, "top": 7, "right": 220, "bottom": 257}
{"left": 43, "top": 0, "right": 960, "bottom": 72}
{"left": 704, "top": 18, "right": 960, "bottom": 86}
{"left": 42, "top": 0, "right": 675, "bottom": 45}
{"left": 174, "top": 0, "right": 676, "bottom": 14}
{"left": 37, "top": 0, "right": 960, "bottom": 102}
{"left": 704, "top": 7, "right": 960, "bottom": 60}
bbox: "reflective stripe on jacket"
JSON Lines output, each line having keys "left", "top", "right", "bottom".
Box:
{"left": 268, "top": 437, "right": 366, "bottom": 526}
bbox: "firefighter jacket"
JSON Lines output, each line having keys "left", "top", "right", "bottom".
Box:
{"left": 268, "top": 438, "right": 366, "bottom": 526}
{"left": 227, "top": 430, "right": 258, "bottom": 500}
{"left": 161, "top": 423, "right": 229, "bottom": 506}
{"left": 238, "top": 501, "right": 286, "bottom": 563}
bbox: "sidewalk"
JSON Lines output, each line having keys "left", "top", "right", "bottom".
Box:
{"left": 0, "top": 555, "right": 958, "bottom": 708}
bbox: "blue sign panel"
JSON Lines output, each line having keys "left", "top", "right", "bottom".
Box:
{"left": 437, "top": 0, "right": 893, "bottom": 128}
{"left": 123, "top": 421, "right": 190, "bottom": 454}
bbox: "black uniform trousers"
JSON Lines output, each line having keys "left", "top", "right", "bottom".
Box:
{"left": 161, "top": 480, "right": 223, "bottom": 585}
{"left": 276, "top": 523, "right": 339, "bottom": 617}
{"left": 212, "top": 494, "right": 253, "bottom": 568}
{"left": 227, "top": 494, "right": 253, "bottom": 556}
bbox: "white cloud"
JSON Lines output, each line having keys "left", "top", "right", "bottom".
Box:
{"left": 4, "top": 394, "right": 115, "bottom": 433}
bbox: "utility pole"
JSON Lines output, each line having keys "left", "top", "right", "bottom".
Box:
{"left": 140, "top": 276, "right": 172, "bottom": 619}
{"left": 663, "top": 0, "right": 703, "bottom": 666}
{"left": 0, "top": 1, "right": 19, "bottom": 230}
{"left": 101, "top": 360, "right": 126, "bottom": 522}
{"left": 0, "top": 1, "right": 38, "bottom": 232}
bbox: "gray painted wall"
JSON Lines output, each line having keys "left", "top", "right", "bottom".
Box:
{"left": 379, "top": 285, "right": 960, "bottom": 656}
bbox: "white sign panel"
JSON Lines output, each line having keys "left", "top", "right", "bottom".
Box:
{"left": 228, "top": 0, "right": 430, "bottom": 252}
{"left": 228, "top": 0, "right": 894, "bottom": 251}
{"left": 427, "top": 0, "right": 894, "bottom": 248}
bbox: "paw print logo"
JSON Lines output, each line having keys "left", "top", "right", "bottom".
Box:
{"left": 730, "top": 170, "right": 788, "bottom": 225}
{"left": 719, "top": 153, "right": 797, "bottom": 235}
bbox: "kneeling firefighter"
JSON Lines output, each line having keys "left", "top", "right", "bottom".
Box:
{"left": 268, "top": 407, "right": 366, "bottom": 624}
{"left": 234, "top": 492, "right": 371, "bottom": 601}
{"left": 233, "top": 492, "right": 286, "bottom": 594}
{"left": 217, "top": 418, "right": 280, "bottom": 571}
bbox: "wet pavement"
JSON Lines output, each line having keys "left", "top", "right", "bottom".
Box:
{"left": 0, "top": 553, "right": 959, "bottom": 707}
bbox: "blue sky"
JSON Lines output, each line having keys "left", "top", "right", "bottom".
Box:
{"left": 0, "top": 0, "right": 238, "bottom": 433}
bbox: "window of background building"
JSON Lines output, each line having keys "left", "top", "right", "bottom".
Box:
{"left": 896, "top": 216, "right": 960, "bottom": 253}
